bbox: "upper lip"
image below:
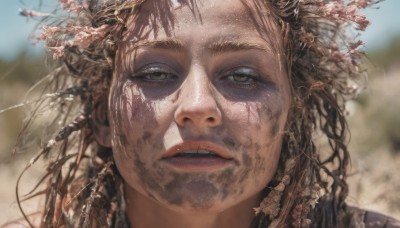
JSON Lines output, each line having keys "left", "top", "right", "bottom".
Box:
{"left": 161, "top": 140, "right": 234, "bottom": 160}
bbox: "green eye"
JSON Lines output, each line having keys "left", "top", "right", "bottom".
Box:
{"left": 225, "top": 68, "right": 259, "bottom": 84}
{"left": 145, "top": 72, "right": 169, "bottom": 80}
{"left": 132, "top": 66, "right": 177, "bottom": 82}
{"left": 230, "top": 74, "right": 255, "bottom": 83}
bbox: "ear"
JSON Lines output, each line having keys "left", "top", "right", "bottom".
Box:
{"left": 91, "top": 101, "right": 112, "bottom": 148}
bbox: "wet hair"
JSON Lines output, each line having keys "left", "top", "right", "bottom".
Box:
{"left": 14, "top": 0, "right": 379, "bottom": 227}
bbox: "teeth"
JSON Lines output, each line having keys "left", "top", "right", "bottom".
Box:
{"left": 177, "top": 150, "right": 217, "bottom": 157}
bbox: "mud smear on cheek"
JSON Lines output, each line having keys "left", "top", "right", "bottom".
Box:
{"left": 213, "top": 151, "right": 253, "bottom": 198}
{"left": 271, "top": 121, "right": 280, "bottom": 137}
{"left": 127, "top": 91, "right": 159, "bottom": 129}
{"left": 141, "top": 131, "right": 152, "bottom": 142}
{"left": 222, "top": 136, "right": 236, "bottom": 150}
{"left": 239, "top": 153, "right": 253, "bottom": 184}
{"left": 265, "top": 107, "right": 273, "bottom": 117}
{"left": 131, "top": 159, "right": 239, "bottom": 207}
{"left": 133, "top": 157, "right": 161, "bottom": 193}
{"left": 271, "top": 109, "right": 282, "bottom": 137}
{"left": 163, "top": 173, "right": 218, "bottom": 208}
{"left": 215, "top": 168, "right": 235, "bottom": 200}
{"left": 252, "top": 152, "right": 266, "bottom": 178}
{"left": 147, "top": 169, "right": 240, "bottom": 207}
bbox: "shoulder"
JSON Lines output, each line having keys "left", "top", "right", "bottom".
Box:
{"left": 347, "top": 206, "right": 400, "bottom": 228}
{"left": 363, "top": 210, "right": 400, "bottom": 228}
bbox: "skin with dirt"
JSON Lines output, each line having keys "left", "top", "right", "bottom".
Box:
{"left": 100, "top": 0, "right": 291, "bottom": 227}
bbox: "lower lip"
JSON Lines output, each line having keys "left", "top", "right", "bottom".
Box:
{"left": 162, "top": 156, "right": 235, "bottom": 172}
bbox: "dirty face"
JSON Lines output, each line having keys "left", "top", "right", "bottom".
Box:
{"left": 109, "top": 0, "right": 291, "bottom": 213}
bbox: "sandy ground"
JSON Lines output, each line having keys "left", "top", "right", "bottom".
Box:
{"left": 0, "top": 159, "right": 43, "bottom": 224}
{"left": 345, "top": 69, "right": 400, "bottom": 220}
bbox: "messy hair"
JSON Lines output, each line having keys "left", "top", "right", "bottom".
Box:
{"left": 15, "top": 0, "right": 379, "bottom": 227}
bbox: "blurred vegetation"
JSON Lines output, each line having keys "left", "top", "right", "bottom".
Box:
{"left": 366, "top": 35, "right": 400, "bottom": 72}
{"left": 351, "top": 35, "right": 400, "bottom": 154}
{"left": 0, "top": 51, "right": 45, "bottom": 85}
{"left": 0, "top": 51, "right": 46, "bottom": 162}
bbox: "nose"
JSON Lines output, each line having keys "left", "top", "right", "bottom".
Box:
{"left": 174, "top": 70, "right": 222, "bottom": 129}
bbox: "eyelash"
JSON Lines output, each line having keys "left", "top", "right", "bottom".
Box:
{"left": 222, "top": 67, "right": 264, "bottom": 87}
{"left": 130, "top": 66, "right": 178, "bottom": 82}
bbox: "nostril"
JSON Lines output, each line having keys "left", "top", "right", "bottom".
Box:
{"left": 183, "top": 117, "right": 191, "bottom": 123}
{"left": 207, "top": 117, "right": 215, "bottom": 123}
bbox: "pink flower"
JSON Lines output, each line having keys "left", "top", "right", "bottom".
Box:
{"left": 48, "top": 45, "right": 66, "bottom": 59}
{"left": 349, "top": 40, "right": 365, "bottom": 50}
{"left": 40, "top": 26, "right": 62, "bottom": 40}
{"left": 350, "top": 0, "right": 378, "bottom": 9}
{"left": 319, "top": 1, "right": 371, "bottom": 31}
{"left": 354, "top": 15, "right": 370, "bottom": 31}
{"left": 40, "top": 23, "right": 109, "bottom": 59}
{"left": 58, "top": 0, "right": 86, "bottom": 13}
{"left": 67, "top": 25, "right": 110, "bottom": 48}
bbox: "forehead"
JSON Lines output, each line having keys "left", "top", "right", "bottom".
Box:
{"left": 122, "top": 0, "right": 282, "bottom": 51}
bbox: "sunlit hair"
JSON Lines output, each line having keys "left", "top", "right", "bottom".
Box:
{"left": 15, "top": 0, "right": 379, "bottom": 227}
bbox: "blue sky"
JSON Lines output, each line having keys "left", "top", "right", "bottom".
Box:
{"left": 1, "top": 0, "right": 400, "bottom": 60}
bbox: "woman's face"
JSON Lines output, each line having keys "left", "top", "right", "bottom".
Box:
{"left": 108, "top": 0, "right": 291, "bottom": 213}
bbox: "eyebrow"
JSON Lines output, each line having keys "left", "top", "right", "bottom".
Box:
{"left": 129, "top": 39, "right": 185, "bottom": 51}
{"left": 128, "top": 37, "right": 272, "bottom": 54}
{"left": 206, "top": 40, "right": 272, "bottom": 55}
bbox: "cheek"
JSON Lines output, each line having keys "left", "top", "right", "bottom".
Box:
{"left": 113, "top": 84, "right": 158, "bottom": 131}
{"left": 109, "top": 83, "right": 167, "bottom": 153}
{"left": 238, "top": 134, "right": 282, "bottom": 187}
{"left": 109, "top": 82, "right": 179, "bottom": 196}
{"left": 224, "top": 95, "right": 287, "bottom": 185}
{"left": 225, "top": 99, "right": 286, "bottom": 141}
{"left": 109, "top": 84, "right": 160, "bottom": 179}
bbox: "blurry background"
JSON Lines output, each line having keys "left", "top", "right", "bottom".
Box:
{"left": 1, "top": 0, "right": 400, "bottom": 224}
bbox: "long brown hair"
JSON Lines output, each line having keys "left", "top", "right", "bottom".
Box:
{"left": 15, "top": 0, "right": 379, "bottom": 227}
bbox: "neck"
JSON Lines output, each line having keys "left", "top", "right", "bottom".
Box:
{"left": 124, "top": 184, "right": 261, "bottom": 228}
